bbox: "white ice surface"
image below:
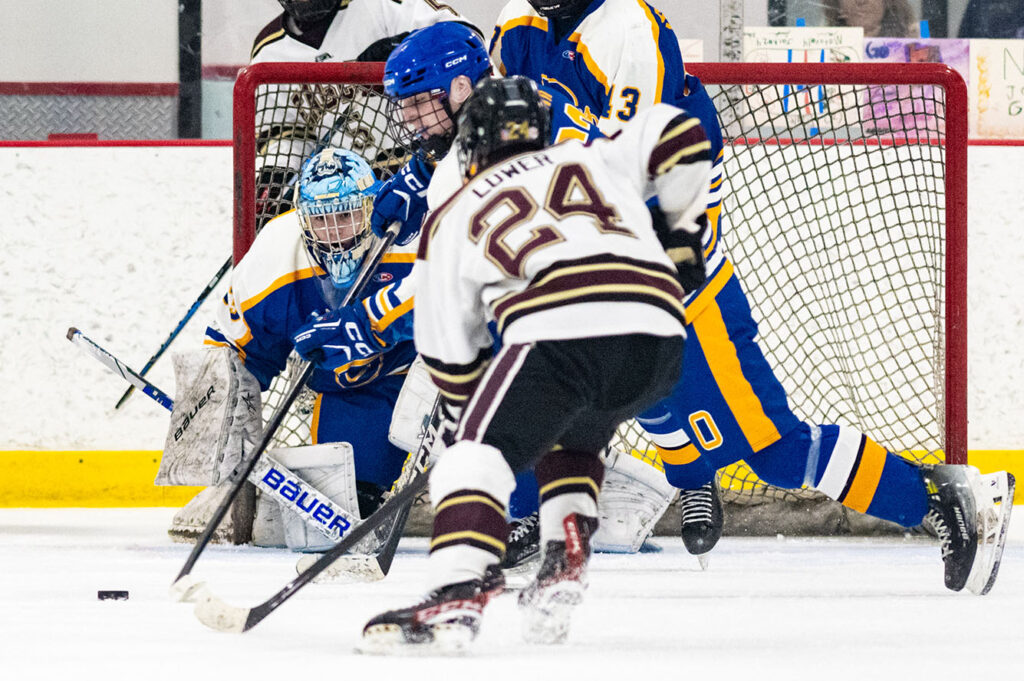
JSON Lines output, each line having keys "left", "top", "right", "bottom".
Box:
{"left": 2, "top": 508, "right": 1021, "bottom": 680}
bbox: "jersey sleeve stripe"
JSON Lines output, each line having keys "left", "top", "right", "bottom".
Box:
{"left": 371, "top": 295, "right": 414, "bottom": 333}
{"left": 382, "top": 252, "right": 416, "bottom": 264}
{"left": 570, "top": 36, "right": 612, "bottom": 96}
{"left": 239, "top": 266, "right": 322, "bottom": 314}
{"left": 648, "top": 117, "right": 712, "bottom": 177}
{"left": 422, "top": 348, "right": 492, "bottom": 402}
{"left": 654, "top": 141, "right": 712, "bottom": 176}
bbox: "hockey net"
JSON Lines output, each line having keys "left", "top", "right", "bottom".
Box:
{"left": 234, "top": 62, "right": 967, "bottom": 535}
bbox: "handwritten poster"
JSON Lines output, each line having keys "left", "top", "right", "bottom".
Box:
{"left": 740, "top": 27, "right": 864, "bottom": 135}
{"left": 861, "top": 38, "right": 970, "bottom": 137}
{"left": 970, "top": 39, "right": 1024, "bottom": 139}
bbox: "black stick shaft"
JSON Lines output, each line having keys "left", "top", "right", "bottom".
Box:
{"left": 115, "top": 256, "right": 233, "bottom": 409}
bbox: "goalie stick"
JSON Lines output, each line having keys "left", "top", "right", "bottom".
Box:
{"left": 189, "top": 396, "right": 440, "bottom": 633}
{"left": 68, "top": 327, "right": 363, "bottom": 545}
{"left": 171, "top": 222, "right": 401, "bottom": 589}
{"left": 114, "top": 255, "right": 233, "bottom": 410}
{"left": 67, "top": 327, "right": 175, "bottom": 410}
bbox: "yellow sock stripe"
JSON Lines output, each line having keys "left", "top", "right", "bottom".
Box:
{"left": 538, "top": 476, "right": 600, "bottom": 498}
{"left": 434, "top": 494, "right": 505, "bottom": 516}
{"left": 842, "top": 439, "right": 889, "bottom": 513}
{"left": 656, "top": 443, "right": 701, "bottom": 466}
{"left": 430, "top": 530, "right": 506, "bottom": 552}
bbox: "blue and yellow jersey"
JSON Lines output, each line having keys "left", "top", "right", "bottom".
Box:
{"left": 204, "top": 210, "right": 416, "bottom": 393}
{"left": 490, "top": 0, "right": 727, "bottom": 297}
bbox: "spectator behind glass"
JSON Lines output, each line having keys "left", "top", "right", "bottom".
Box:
{"left": 824, "top": 0, "right": 914, "bottom": 37}
{"left": 958, "top": 0, "right": 1024, "bottom": 39}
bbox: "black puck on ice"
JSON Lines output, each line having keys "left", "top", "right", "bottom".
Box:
{"left": 97, "top": 590, "right": 129, "bottom": 601}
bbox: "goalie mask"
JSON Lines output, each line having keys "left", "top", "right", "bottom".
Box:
{"left": 383, "top": 22, "right": 491, "bottom": 162}
{"left": 455, "top": 77, "right": 551, "bottom": 179}
{"left": 297, "top": 148, "right": 382, "bottom": 290}
{"left": 527, "top": 0, "right": 593, "bottom": 21}
{"left": 277, "top": 0, "right": 339, "bottom": 26}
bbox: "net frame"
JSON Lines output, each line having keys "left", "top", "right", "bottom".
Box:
{"left": 233, "top": 61, "right": 968, "bottom": 524}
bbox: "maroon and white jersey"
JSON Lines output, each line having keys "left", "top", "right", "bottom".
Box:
{"left": 414, "top": 104, "right": 712, "bottom": 401}
{"left": 250, "top": 0, "right": 461, "bottom": 64}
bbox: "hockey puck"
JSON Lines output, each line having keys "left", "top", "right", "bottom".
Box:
{"left": 97, "top": 590, "right": 129, "bottom": 601}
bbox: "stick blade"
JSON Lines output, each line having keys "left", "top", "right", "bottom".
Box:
{"left": 193, "top": 586, "right": 251, "bottom": 633}
{"left": 169, "top": 574, "right": 207, "bottom": 603}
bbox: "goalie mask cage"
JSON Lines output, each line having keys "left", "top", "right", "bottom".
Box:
{"left": 233, "top": 61, "right": 967, "bottom": 534}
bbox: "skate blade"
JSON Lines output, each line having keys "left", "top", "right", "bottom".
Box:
{"left": 697, "top": 553, "right": 711, "bottom": 571}
{"left": 357, "top": 624, "right": 474, "bottom": 656}
{"left": 295, "top": 553, "right": 385, "bottom": 584}
{"left": 521, "top": 584, "right": 583, "bottom": 645}
{"left": 966, "top": 472, "right": 1015, "bottom": 596}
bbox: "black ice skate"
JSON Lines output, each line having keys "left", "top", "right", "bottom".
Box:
{"left": 518, "top": 513, "right": 598, "bottom": 644}
{"left": 500, "top": 512, "right": 540, "bottom": 580}
{"left": 920, "top": 464, "right": 1015, "bottom": 594}
{"left": 359, "top": 564, "right": 504, "bottom": 654}
{"left": 679, "top": 480, "right": 723, "bottom": 569}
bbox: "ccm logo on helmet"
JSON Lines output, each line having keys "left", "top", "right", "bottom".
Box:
{"left": 446, "top": 55, "right": 468, "bottom": 68}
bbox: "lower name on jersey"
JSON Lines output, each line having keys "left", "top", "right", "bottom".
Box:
{"left": 471, "top": 153, "right": 555, "bottom": 200}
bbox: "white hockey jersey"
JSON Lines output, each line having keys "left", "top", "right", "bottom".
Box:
{"left": 250, "top": 0, "right": 461, "bottom": 64}
{"left": 413, "top": 104, "right": 712, "bottom": 398}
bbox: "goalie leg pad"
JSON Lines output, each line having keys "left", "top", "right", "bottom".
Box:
{"left": 592, "top": 445, "right": 678, "bottom": 553}
{"left": 388, "top": 355, "right": 440, "bottom": 453}
{"left": 157, "top": 346, "right": 261, "bottom": 486}
{"left": 264, "top": 443, "right": 362, "bottom": 553}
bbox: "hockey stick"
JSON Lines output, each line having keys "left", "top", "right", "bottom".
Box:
{"left": 114, "top": 255, "right": 233, "bottom": 410}
{"left": 67, "top": 327, "right": 175, "bottom": 410}
{"left": 69, "top": 327, "right": 365, "bottom": 543}
{"left": 171, "top": 222, "right": 400, "bottom": 592}
{"left": 191, "top": 397, "right": 440, "bottom": 633}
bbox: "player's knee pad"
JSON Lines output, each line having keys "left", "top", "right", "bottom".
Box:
{"left": 429, "top": 441, "right": 516, "bottom": 509}
{"left": 744, "top": 422, "right": 817, "bottom": 490}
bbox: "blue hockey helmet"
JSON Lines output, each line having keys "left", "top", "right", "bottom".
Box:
{"left": 383, "top": 23, "right": 491, "bottom": 161}
{"left": 296, "top": 148, "right": 382, "bottom": 289}
{"left": 383, "top": 23, "right": 490, "bottom": 99}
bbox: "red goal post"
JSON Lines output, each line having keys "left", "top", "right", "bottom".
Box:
{"left": 232, "top": 61, "right": 967, "bottom": 519}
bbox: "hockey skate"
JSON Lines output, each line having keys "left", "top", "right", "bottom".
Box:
{"left": 358, "top": 564, "right": 504, "bottom": 655}
{"left": 920, "top": 464, "right": 1015, "bottom": 595}
{"left": 518, "top": 513, "right": 597, "bottom": 645}
{"left": 500, "top": 512, "right": 541, "bottom": 586}
{"left": 679, "top": 480, "right": 723, "bottom": 570}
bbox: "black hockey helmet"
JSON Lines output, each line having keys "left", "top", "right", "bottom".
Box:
{"left": 277, "top": 0, "right": 339, "bottom": 26}
{"left": 455, "top": 77, "right": 551, "bottom": 179}
{"left": 527, "top": 0, "right": 593, "bottom": 21}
